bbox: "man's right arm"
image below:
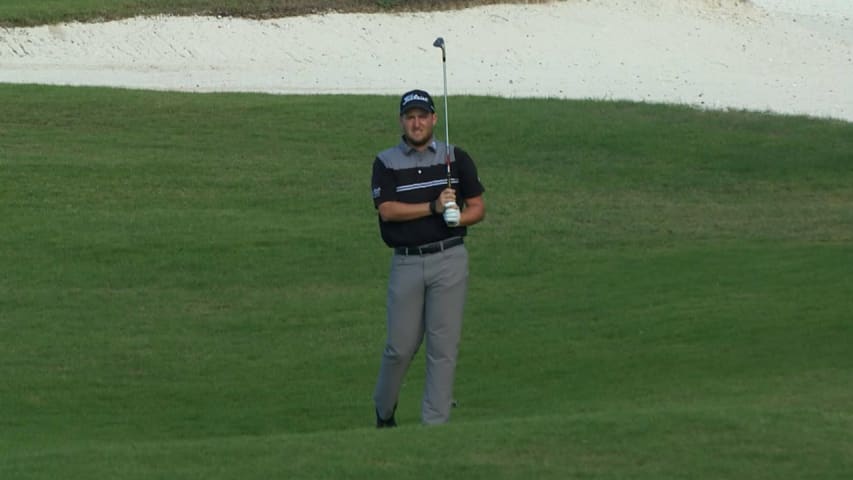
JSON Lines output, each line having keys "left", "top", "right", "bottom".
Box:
{"left": 377, "top": 201, "right": 432, "bottom": 223}
{"left": 377, "top": 186, "right": 457, "bottom": 222}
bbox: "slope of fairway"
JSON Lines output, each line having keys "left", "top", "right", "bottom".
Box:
{"left": 2, "top": 84, "right": 852, "bottom": 479}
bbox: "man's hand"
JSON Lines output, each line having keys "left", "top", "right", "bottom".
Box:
{"left": 443, "top": 202, "right": 460, "bottom": 227}
{"left": 436, "top": 188, "right": 456, "bottom": 213}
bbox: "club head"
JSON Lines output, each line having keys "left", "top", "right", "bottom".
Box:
{"left": 433, "top": 37, "right": 445, "bottom": 52}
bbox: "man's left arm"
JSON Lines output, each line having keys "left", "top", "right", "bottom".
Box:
{"left": 453, "top": 146, "right": 486, "bottom": 227}
{"left": 459, "top": 195, "right": 485, "bottom": 226}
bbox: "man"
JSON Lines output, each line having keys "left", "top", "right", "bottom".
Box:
{"left": 371, "top": 89, "right": 486, "bottom": 427}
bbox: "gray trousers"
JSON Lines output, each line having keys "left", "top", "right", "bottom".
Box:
{"left": 373, "top": 244, "right": 469, "bottom": 425}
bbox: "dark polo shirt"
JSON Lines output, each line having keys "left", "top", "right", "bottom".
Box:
{"left": 372, "top": 137, "right": 485, "bottom": 248}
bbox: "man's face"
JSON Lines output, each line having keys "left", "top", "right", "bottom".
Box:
{"left": 400, "top": 108, "right": 437, "bottom": 147}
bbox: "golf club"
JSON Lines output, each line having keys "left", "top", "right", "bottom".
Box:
{"left": 433, "top": 37, "right": 452, "bottom": 189}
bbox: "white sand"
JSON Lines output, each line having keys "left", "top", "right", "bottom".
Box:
{"left": 1, "top": 0, "right": 850, "bottom": 121}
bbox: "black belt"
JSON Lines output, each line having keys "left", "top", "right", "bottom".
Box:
{"left": 395, "top": 237, "right": 463, "bottom": 256}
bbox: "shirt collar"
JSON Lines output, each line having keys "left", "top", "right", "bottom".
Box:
{"left": 399, "top": 136, "right": 437, "bottom": 155}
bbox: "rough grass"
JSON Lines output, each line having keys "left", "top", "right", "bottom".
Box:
{"left": 0, "top": 0, "right": 558, "bottom": 26}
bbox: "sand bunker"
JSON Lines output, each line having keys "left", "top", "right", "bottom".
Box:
{"left": 0, "top": 0, "right": 850, "bottom": 121}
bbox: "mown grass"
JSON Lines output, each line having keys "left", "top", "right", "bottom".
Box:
{"left": 0, "top": 0, "right": 556, "bottom": 26}
{"left": 1, "top": 83, "right": 852, "bottom": 478}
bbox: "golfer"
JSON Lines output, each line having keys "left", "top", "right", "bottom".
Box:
{"left": 371, "top": 89, "right": 485, "bottom": 427}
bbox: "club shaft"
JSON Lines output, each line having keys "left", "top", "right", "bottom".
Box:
{"left": 442, "top": 56, "right": 451, "bottom": 188}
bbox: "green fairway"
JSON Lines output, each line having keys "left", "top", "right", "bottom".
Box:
{"left": 2, "top": 83, "right": 852, "bottom": 479}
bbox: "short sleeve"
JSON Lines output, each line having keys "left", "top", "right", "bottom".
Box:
{"left": 454, "top": 147, "right": 485, "bottom": 199}
{"left": 371, "top": 157, "right": 397, "bottom": 208}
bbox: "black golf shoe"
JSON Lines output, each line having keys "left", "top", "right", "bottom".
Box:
{"left": 375, "top": 405, "right": 397, "bottom": 428}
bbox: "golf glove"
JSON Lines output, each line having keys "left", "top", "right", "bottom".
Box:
{"left": 443, "top": 202, "right": 460, "bottom": 227}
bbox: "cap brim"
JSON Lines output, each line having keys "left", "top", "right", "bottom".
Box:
{"left": 400, "top": 102, "right": 434, "bottom": 114}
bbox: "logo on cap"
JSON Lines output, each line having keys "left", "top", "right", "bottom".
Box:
{"left": 400, "top": 89, "right": 435, "bottom": 114}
